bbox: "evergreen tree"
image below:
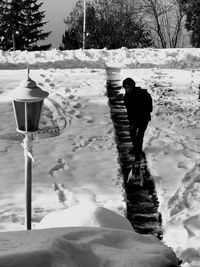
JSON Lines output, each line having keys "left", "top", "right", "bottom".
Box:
{"left": 0, "top": 0, "right": 51, "bottom": 51}
{"left": 22, "top": 0, "right": 51, "bottom": 50}
{"left": 60, "top": 0, "right": 153, "bottom": 50}
{"left": 0, "top": 0, "right": 25, "bottom": 50}
{"left": 180, "top": 0, "right": 200, "bottom": 47}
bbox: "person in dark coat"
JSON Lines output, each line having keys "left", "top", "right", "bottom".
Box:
{"left": 122, "top": 78, "right": 153, "bottom": 161}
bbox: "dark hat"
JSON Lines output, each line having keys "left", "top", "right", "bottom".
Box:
{"left": 122, "top": 78, "right": 135, "bottom": 88}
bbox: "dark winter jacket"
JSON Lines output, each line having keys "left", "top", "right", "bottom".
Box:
{"left": 123, "top": 87, "right": 153, "bottom": 123}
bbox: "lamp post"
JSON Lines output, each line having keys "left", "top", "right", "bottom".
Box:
{"left": 10, "top": 68, "right": 49, "bottom": 230}
{"left": 83, "top": 0, "right": 86, "bottom": 49}
{"left": 12, "top": 31, "right": 19, "bottom": 51}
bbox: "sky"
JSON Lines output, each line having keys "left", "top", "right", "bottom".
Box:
{"left": 40, "top": 0, "right": 77, "bottom": 49}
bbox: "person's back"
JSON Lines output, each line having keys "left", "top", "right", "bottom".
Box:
{"left": 123, "top": 86, "right": 152, "bottom": 123}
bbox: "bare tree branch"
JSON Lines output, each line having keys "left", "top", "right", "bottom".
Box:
{"left": 138, "top": 0, "right": 185, "bottom": 48}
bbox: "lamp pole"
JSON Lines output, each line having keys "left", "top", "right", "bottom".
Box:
{"left": 23, "top": 134, "right": 33, "bottom": 229}
{"left": 83, "top": 0, "right": 86, "bottom": 49}
{"left": 10, "top": 68, "right": 49, "bottom": 230}
{"left": 12, "top": 32, "right": 16, "bottom": 51}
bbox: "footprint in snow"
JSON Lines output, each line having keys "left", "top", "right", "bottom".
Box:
{"left": 177, "top": 162, "right": 188, "bottom": 169}
{"left": 65, "top": 88, "right": 71, "bottom": 93}
{"left": 72, "top": 146, "right": 79, "bottom": 152}
{"left": 84, "top": 116, "right": 95, "bottom": 123}
{"left": 68, "top": 109, "right": 79, "bottom": 115}
{"left": 72, "top": 136, "right": 96, "bottom": 152}
{"left": 106, "top": 128, "right": 114, "bottom": 134}
{"left": 73, "top": 103, "right": 82, "bottom": 109}
{"left": 68, "top": 95, "right": 78, "bottom": 100}
{"left": 49, "top": 82, "right": 55, "bottom": 88}
{"left": 75, "top": 113, "right": 84, "bottom": 119}
{"left": 86, "top": 118, "right": 95, "bottom": 123}
{"left": 48, "top": 158, "right": 68, "bottom": 177}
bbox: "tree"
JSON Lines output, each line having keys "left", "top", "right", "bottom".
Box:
{"left": 60, "top": 0, "right": 153, "bottom": 50}
{"left": 0, "top": 0, "right": 24, "bottom": 50}
{"left": 180, "top": 0, "right": 200, "bottom": 47}
{"left": 138, "top": 0, "right": 185, "bottom": 48}
{"left": 0, "top": 0, "right": 51, "bottom": 51}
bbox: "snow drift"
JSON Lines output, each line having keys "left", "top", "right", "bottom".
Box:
{"left": 0, "top": 226, "right": 179, "bottom": 267}
{"left": 1, "top": 47, "right": 200, "bottom": 70}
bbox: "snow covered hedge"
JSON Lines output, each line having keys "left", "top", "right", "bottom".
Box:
{"left": 1, "top": 48, "right": 200, "bottom": 70}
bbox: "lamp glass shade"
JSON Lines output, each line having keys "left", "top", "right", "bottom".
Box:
{"left": 14, "top": 101, "right": 25, "bottom": 131}
{"left": 13, "top": 100, "right": 43, "bottom": 132}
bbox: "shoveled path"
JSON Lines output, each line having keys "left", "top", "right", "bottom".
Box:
{"left": 106, "top": 79, "right": 163, "bottom": 240}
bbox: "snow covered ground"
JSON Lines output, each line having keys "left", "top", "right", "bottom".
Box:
{"left": 0, "top": 221, "right": 179, "bottom": 267}
{"left": 1, "top": 48, "right": 200, "bottom": 266}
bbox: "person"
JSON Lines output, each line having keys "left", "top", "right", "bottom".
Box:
{"left": 122, "top": 78, "right": 153, "bottom": 162}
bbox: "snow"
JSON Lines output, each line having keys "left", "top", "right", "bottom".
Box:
{"left": 0, "top": 226, "right": 179, "bottom": 267}
{"left": 1, "top": 47, "right": 200, "bottom": 266}
{"left": 1, "top": 47, "right": 200, "bottom": 69}
{"left": 36, "top": 203, "right": 133, "bottom": 230}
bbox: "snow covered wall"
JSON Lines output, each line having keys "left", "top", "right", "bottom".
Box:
{"left": 1, "top": 48, "right": 200, "bottom": 69}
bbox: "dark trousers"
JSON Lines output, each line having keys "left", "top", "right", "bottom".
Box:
{"left": 129, "top": 120, "right": 149, "bottom": 161}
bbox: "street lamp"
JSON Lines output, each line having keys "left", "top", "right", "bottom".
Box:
{"left": 10, "top": 68, "right": 49, "bottom": 230}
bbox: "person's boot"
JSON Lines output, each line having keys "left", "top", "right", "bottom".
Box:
{"left": 135, "top": 151, "right": 141, "bottom": 162}
{"left": 134, "top": 161, "right": 141, "bottom": 176}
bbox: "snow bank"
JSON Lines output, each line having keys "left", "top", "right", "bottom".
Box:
{"left": 0, "top": 227, "right": 179, "bottom": 267}
{"left": 1, "top": 48, "right": 200, "bottom": 70}
{"left": 36, "top": 203, "right": 133, "bottom": 230}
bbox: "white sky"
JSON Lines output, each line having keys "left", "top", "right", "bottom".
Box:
{"left": 40, "top": 0, "right": 77, "bottom": 48}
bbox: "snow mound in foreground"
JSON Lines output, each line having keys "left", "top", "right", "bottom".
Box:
{"left": 36, "top": 203, "right": 133, "bottom": 231}
{"left": 0, "top": 227, "right": 179, "bottom": 267}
